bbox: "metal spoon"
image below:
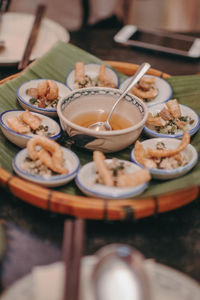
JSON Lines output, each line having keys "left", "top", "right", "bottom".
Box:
{"left": 91, "top": 244, "right": 151, "bottom": 300}
{"left": 88, "top": 62, "right": 151, "bottom": 131}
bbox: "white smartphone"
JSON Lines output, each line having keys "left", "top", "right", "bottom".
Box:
{"left": 114, "top": 25, "right": 200, "bottom": 58}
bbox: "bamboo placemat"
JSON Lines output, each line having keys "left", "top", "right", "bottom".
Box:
{"left": 0, "top": 41, "right": 200, "bottom": 220}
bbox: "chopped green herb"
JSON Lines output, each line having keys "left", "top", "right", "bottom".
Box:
{"left": 171, "top": 125, "right": 176, "bottom": 134}
{"left": 179, "top": 116, "right": 188, "bottom": 122}
{"left": 29, "top": 98, "right": 38, "bottom": 105}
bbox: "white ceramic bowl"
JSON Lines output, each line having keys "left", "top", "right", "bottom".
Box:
{"left": 0, "top": 110, "right": 61, "bottom": 148}
{"left": 65, "top": 63, "right": 120, "bottom": 90}
{"left": 17, "top": 79, "right": 71, "bottom": 117}
{"left": 75, "top": 159, "right": 148, "bottom": 199}
{"left": 120, "top": 75, "right": 172, "bottom": 107}
{"left": 131, "top": 137, "right": 198, "bottom": 180}
{"left": 57, "top": 87, "right": 148, "bottom": 153}
{"left": 12, "top": 147, "right": 80, "bottom": 187}
{"left": 144, "top": 103, "right": 200, "bottom": 139}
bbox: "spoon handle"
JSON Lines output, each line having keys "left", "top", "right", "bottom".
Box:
{"left": 106, "top": 62, "right": 151, "bottom": 124}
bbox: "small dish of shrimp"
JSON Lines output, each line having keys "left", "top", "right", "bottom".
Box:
{"left": 144, "top": 99, "right": 200, "bottom": 139}
{"left": 75, "top": 150, "right": 151, "bottom": 199}
{"left": 0, "top": 109, "right": 62, "bottom": 148}
{"left": 131, "top": 132, "right": 198, "bottom": 180}
{"left": 65, "top": 63, "right": 120, "bottom": 90}
{"left": 17, "top": 79, "right": 71, "bottom": 117}
{"left": 13, "top": 136, "right": 80, "bottom": 187}
{"left": 120, "top": 75, "right": 172, "bottom": 107}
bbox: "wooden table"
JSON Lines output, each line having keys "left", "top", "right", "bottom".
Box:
{"left": 0, "top": 27, "right": 200, "bottom": 291}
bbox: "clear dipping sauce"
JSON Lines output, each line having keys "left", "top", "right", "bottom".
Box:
{"left": 71, "top": 111, "right": 134, "bottom": 130}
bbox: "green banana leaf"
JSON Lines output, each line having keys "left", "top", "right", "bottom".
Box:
{"left": 0, "top": 41, "right": 200, "bottom": 198}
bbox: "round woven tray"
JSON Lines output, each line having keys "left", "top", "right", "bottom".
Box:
{"left": 0, "top": 61, "right": 199, "bottom": 220}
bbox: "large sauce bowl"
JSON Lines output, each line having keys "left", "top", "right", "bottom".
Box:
{"left": 57, "top": 87, "right": 148, "bottom": 153}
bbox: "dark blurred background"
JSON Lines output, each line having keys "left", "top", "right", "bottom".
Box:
{"left": 9, "top": 0, "right": 200, "bottom": 32}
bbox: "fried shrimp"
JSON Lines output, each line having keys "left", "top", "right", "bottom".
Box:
{"left": 93, "top": 150, "right": 151, "bottom": 188}
{"left": 147, "top": 132, "right": 190, "bottom": 158}
{"left": 159, "top": 107, "right": 173, "bottom": 121}
{"left": 37, "top": 80, "right": 58, "bottom": 101}
{"left": 27, "top": 80, "right": 59, "bottom": 108}
{"left": 37, "top": 148, "right": 53, "bottom": 170}
{"left": 37, "top": 81, "right": 48, "bottom": 98}
{"left": 27, "top": 88, "right": 38, "bottom": 99}
{"left": 74, "top": 62, "right": 116, "bottom": 88}
{"left": 37, "top": 148, "right": 68, "bottom": 174}
{"left": 134, "top": 140, "right": 146, "bottom": 165}
{"left": 146, "top": 112, "right": 166, "bottom": 127}
{"left": 93, "top": 151, "right": 114, "bottom": 187}
{"left": 75, "top": 62, "right": 85, "bottom": 83}
{"left": 131, "top": 76, "right": 158, "bottom": 101}
{"left": 20, "top": 110, "right": 41, "bottom": 130}
{"left": 174, "top": 119, "right": 187, "bottom": 130}
{"left": 145, "top": 100, "right": 194, "bottom": 135}
{"left": 117, "top": 168, "right": 151, "bottom": 187}
{"left": 166, "top": 99, "right": 181, "bottom": 119}
{"left": 134, "top": 140, "right": 157, "bottom": 168}
{"left": 27, "top": 136, "right": 60, "bottom": 160}
{"left": 139, "top": 77, "right": 156, "bottom": 90}
{"left": 46, "top": 80, "right": 59, "bottom": 101}
{"left": 7, "top": 116, "right": 30, "bottom": 134}
{"left": 27, "top": 136, "right": 68, "bottom": 174}
{"left": 132, "top": 86, "right": 158, "bottom": 101}
{"left": 98, "top": 64, "right": 116, "bottom": 88}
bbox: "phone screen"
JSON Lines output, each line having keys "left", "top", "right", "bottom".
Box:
{"left": 129, "top": 30, "right": 194, "bottom": 52}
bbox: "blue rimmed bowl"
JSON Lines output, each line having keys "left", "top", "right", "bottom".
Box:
{"left": 0, "top": 110, "right": 62, "bottom": 148}
{"left": 57, "top": 87, "right": 148, "bottom": 153}
{"left": 65, "top": 63, "right": 120, "bottom": 90}
{"left": 144, "top": 103, "right": 200, "bottom": 139}
{"left": 120, "top": 75, "right": 172, "bottom": 107}
{"left": 17, "top": 79, "right": 71, "bottom": 117}
{"left": 131, "top": 137, "right": 198, "bottom": 180}
{"left": 12, "top": 147, "right": 80, "bottom": 187}
{"left": 75, "top": 159, "right": 149, "bottom": 199}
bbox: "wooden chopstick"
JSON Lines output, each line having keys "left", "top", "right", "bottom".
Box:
{"left": 18, "top": 4, "right": 46, "bottom": 70}
{"left": 62, "top": 218, "right": 85, "bottom": 300}
{"left": 0, "top": 0, "right": 10, "bottom": 14}
{"left": 0, "top": 0, "right": 11, "bottom": 46}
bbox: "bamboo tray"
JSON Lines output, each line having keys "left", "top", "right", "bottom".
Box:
{"left": 0, "top": 61, "right": 199, "bottom": 221}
